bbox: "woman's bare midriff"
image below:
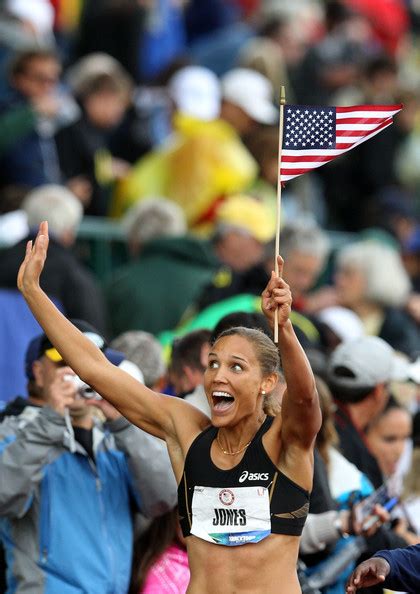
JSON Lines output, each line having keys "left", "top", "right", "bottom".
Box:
{"left": 185, "top": 533, "right": 302, "bottom": 594}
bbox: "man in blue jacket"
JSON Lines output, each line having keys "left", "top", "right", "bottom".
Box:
{"left": 0, "top": 322, "right": 177, "bottom": 594}
{"left": 346, "top": 544, "right": 420, "bottom": 593}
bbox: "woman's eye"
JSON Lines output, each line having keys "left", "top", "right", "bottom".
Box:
{"left": 208, "top": 360, "right": 219, "bottom": 369}
{"left": 383, "top": 436, "right": 398, "bottom": 444}
{"left": 232, "top": 363, "right": 242, "bottom": 372}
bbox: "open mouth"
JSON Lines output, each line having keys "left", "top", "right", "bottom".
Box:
{"left": 212, "top": 391, "right": 235, "bottom": 412}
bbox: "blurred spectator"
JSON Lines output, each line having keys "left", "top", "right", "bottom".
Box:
{"left": 107, "top": 232, "right": 219, "bottom": 336}
{"left": 75, "top": 0, "right": 147, "bottom": 82}
{"left": 184, "top": 0, "right": 240, "bottom": 44}
{"left": 320, "top": 61, "right": 417, "bottom": 231}
{"left": 345, "top": 0, "right": 410, "bottom": 56}
{"left": 193, "top": 207, "right": 323, "bottom": 351}
{"left": 328, "top": 336, "right": 401, "bottom": 488}
{"left": 366, "top": 397, "right": 413, "bottom": 480}
{"left": 402, "top": 227, "right": 420, "bottom": 325}
{"left": 0, "top": 322, "right": 177, "bottom": 594}
{"left": 168, "top": 65, "right": 221, "bottom": 122}
{"left": 300, "top": 376, "right": 381, "bottom": 592}
{"left": 302, "top": 371, "right": 411, "bottom": 594}
{"left": 106, "top": 193, "right": 218, "bottom": 335}
{"left": 123, "top": 196, "right": 187, "bottom": 257}
{"left": 0, "top": 208, "right": 28, "bottom": 248}
{"left": 130, "top": 507, "right": 189, "bottom": 594}
{"left": 56, "top": 53, "right": 135, "bottom": 215}
{"left": 335, "top": 54, "right": 400, "bottom": 106}
{"left": 316, "top": 306, "right": 365, "bottom": 354}
{"left": 238, "top": 15, "right": 304, "bottom": 103}
{"left": 220, "top": 67, "right": 278, "bottom": 137}
{"left": 243, "top": 125, "right": 278, "bottom": 208}
{"left": 366, "top": 397, "right": 420, "bottom": 545}
{"left": 0, "top": 184, "right": 107, "bottom": 332}
{"left": 137, "top": 0, "right": 187, "bottom": 82}
{"left": 293, "top": 1, "right": 373, "bottom": 106}
{"left": 5, "top": 0, "right": 55, "bottom": 44}
{"left": 372, "top": 186, "right": 419, "bottom": 246}
{"left": 279, "top": 221, "right": 332, "bottom": 314}
{"left": 183, "top": 0, "right": 254, "bottom": 76}
{"left": 111, "top": 330, "right": 167, "bottom": 391}
{"left": 333, "top": 240, "right": 419, "bottom": 356}
{"left": 168, "top": 329, "right": 212, "bottom": 414}
{"left": 402, "top": 227, "right": 420, "bottom": 293}
{"left": 113, "top": 66, "right": 257, "bottom": 227}
{"left": 0, "top": 10, "right": 42, "bottom": 85}
{"left": 211, "top": 194, "right": 276, "bottom": 273}
{"left": 401, "top": 415, "right": 420, "bottom": 534}
{"left": 0, "top": 48, "right": 77, "bottom": 190}
{"left": 114, "top": 193, "right": 277, "bottom": 334}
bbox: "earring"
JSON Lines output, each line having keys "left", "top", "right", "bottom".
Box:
{"left": 261, "top": 390, "right": 266, "bottom": 395}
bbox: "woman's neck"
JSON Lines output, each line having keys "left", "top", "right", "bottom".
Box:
{"left": 217, "top": 413, "right": 266, "bottom": 454}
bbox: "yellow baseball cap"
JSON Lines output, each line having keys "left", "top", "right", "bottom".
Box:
{"left": 216, "top": 194, "right": 276, "bottom": 243}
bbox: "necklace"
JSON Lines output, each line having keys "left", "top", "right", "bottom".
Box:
{"left": 216, "top": 432, "right": 252, "bottom": 456}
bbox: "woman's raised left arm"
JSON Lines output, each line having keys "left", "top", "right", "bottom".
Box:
{"left": 261, "top": 256, "right": 322, "bottom": 450}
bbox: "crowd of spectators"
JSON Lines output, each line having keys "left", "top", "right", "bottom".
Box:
{"left": 0, "top": 0, "right": 420, "bottom": 593}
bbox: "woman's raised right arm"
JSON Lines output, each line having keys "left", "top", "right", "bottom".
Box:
{"left": 18, "top": 222, "right": 200, "bottom": 440}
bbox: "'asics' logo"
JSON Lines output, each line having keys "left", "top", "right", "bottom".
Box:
{"left": 239, "top": 471, "right": 269, "bottom": 483}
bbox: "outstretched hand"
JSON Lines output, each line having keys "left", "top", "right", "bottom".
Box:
{"left": 261, "top": 255, "right": 292, "bottom": 330}
{"left": 17, "top": 221, "right": 49, "bottom": 295}
{"left": 346, "top": 557, "right": 390, "bottom": 592}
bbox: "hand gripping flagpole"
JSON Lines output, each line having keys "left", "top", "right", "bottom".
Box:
{"left": 274, "top": 86, "right": 286, "bottom": 343}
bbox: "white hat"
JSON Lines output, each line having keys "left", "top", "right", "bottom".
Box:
{"left": 6, "top": 0, "right": 54, "bottom": 37}
{"left": 168, "top": 66, "right": 221, "bottom": 122}
{"left": 317, "top": 306, "right": 365, "bottom": 343}
{"left": 221, "top": 68, "right": 278, "bottom": 125}
{"left": 119, "top": 359, "right": 144, "bottom": 385}
{"left": 328, "top": 336, "right": 405, "bottom": 391}
{"left": 66, "top": 53, "right": 131, "bottom": 96}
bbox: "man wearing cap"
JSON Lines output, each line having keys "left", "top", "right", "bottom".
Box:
{"left": 220, "top": 68, "right": 279, "bottom": 137}
{"left": 327, "top": 335, "right": 405, "bottom": 489}
{"left": 0, "top": 321, "right": 177, "bottom": 594}
{"left": 326, "top": 335, "right": 412, "bottom": 583}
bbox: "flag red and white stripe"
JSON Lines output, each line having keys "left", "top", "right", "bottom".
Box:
{"left": 280, "top": 104, "right": 403, "bottom": 182}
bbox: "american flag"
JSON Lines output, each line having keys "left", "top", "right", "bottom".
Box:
{"left": 280, "top": 104, "right": 402, "bottom": 182}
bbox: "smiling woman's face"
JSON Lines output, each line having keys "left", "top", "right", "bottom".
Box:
{"left": 204, "top": 334, "right": 265, "bottom": 427}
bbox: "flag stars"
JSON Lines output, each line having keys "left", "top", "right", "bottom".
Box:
{"left": 284, "top": 105, "right": 336, "bottom": 149}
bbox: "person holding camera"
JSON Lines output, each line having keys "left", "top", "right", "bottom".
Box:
{"left": 0, "top": 320, "right": 177, "bottom": 594}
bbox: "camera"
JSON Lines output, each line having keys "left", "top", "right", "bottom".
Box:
{"left": 64, "top": 374, "right": 102, "bottom": 400}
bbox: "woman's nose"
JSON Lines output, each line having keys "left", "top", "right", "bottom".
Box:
{"left": 213, "top": 365, "right": 228, "bottom": 383}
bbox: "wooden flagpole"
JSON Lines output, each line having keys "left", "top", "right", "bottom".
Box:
{"left": 274, "top": 86, "right": 286, "bottom": 343}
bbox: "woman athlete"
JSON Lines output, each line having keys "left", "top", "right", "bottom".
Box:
{"left": 18, "top": 222, "right": 321, "bottom": 594}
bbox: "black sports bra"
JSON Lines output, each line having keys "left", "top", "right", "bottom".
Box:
{"left": 178, "top": 416, "right": 310, "bottom": 538}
